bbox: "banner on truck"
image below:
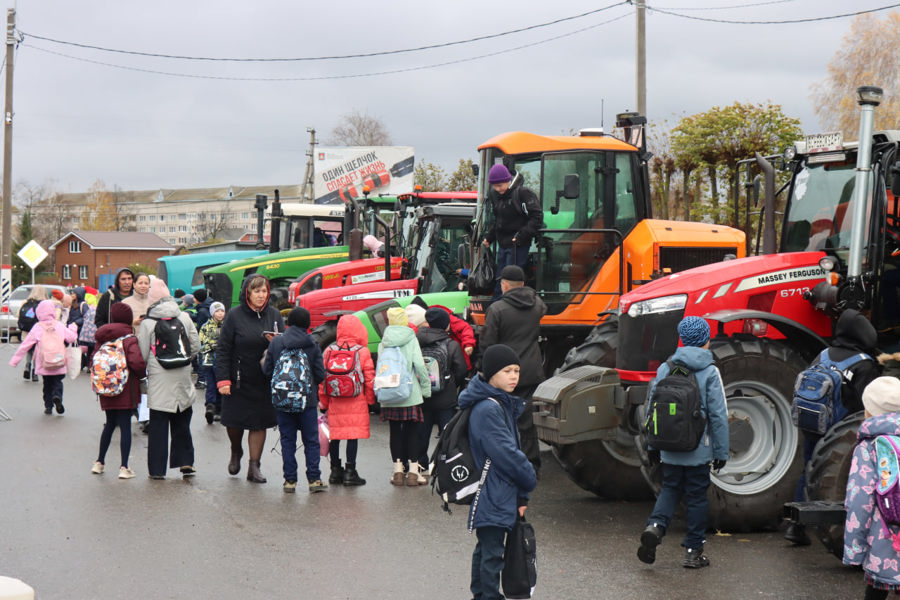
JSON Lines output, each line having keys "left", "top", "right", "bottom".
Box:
{"left": 314, "top": 146, "right": 414, "bottom": 204}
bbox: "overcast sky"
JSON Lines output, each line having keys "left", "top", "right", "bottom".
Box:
{"left": 5, "top": 0, "right": 894, "bottom": 194}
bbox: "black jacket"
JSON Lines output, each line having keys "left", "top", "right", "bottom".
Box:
{"left": 94, "top": 284, "right": 133, "bottom": 327}
{"left": 263, "top": 325, "right": 326, "bottom": 407}
{"left": 479, "top": 285, "right": 547, "bottom": 387}
{"left": 416, "top": 326, "right": 468, "bottom": 411}
{"left": 484, "top": 175, "right": 543, "bottom": 249}
{"left": 194, "top": 297, "right": 214, "bottom": 329}
{"left": 817, "top": 309, "right": 881, "bottom": 413}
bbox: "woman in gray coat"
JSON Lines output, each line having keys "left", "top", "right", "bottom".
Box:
{"left": 138, "top": 280, "right": 201, "bottom": 480}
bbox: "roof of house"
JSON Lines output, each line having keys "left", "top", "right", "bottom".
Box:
{"left": 49, "top": 230, "right": 174, "bottom": 251}
{"left": 55, "top": 184, "right": 303, "bottom": 206}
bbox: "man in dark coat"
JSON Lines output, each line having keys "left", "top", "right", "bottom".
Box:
{"left": 94, "top": 268, "right": 134, "bottom": 327}
{"left": 192, "top": 288, "right": 214, "bottom": 330}
{"left": 479, "top": 265, "right": 547, "bottom": 473}
{"left": 481, "top": 164, "right": 543, "bottom": 300}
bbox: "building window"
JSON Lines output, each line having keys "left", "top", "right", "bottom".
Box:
{"left": 179, "top": 214, "right": 187, "bottom": 220}
{"left": 178, "top": 225, "right": 187, "bottom": 232}
{"left": 79, "top": 266, "right": 88, "bottom": 279}
{"left": 168, "top": 226, "right": 175, "bottom": 233}
{"left": 149, "top": 226, "right": 156, "bottom": 233}
{"left": 179, "top": 237, "right": 187, "bottom": 244}
{"left": 242, "top": 212, "right": 249, "bottom": 220}
{"left": 62, "top": 265, "right": 71, "bottom": 279}
{"left": 149, "top": 215, "right": 156, "bottom": 222}
{"left": 139, "top": 215, "right": 146, "bottom": 222}
{"left": 68, "top": 240, "right": 81, "bottom": 253}
{"left": 160, "top": 214, "right": 166, "bottom": 222}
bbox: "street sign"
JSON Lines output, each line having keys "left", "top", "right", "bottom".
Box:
{"left": 17, "top": 239, "right": 47, "bottom": 269}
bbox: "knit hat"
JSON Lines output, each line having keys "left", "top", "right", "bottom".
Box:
{"left": 182, "top": 294, "right": 195, "bottom": 306}
{"left": 488, "top": 164, "right": 512, "bottom": 185}
{"left": 387, "top": 307, "right": 408, "bottom": 326}
{"left": 288, "top": 307, "right": 310, "bottom": 330}
{"left": 193, "top": 288, "right": 208, "bottom": 302}
{"left": 863, "top": 376, "right": 900, "bottom": 417}
{"left": 210, "top": 301, "right": 225, "bottom": 316}
{"left": 50, "top": 288, "right": 64, "bottom": 301}
{"left": 110, "top": 302, "right": 133, "bottom": 325}
{"left": 148, "top": 278, "right": 171, "bottom": 304}
{"left": 425, "top": 307, "right": 450, "bottom": 330}
{"left": 500, "top": 265, "right": 525, "bottom": 282}
{"left": 481, "top": 344, "right": 520, "bottom": 382}
{"left": 678, "top": 316, "right": 710, "bottom": 347}
{"left": 405, "top": 303, "right": 427, "bottom": 327}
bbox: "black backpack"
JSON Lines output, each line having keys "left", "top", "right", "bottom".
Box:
{"left": 148, "top": 316, "right": 192, "bottom": 369}
{"left": 17, "top": 298, "right": 39, "bottom": 333}
{"left": 422, "top": 338, "right": 452, "bottom": 393}
{"left": 643, "top": 360, "right": 707, "bottom": 452}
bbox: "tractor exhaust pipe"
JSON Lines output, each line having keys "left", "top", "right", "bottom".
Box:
{"left": 754, "top": 153, "right": 777, "bottom": 255}
{"left": 847, "top": 86, "right": 882, "bottom": 279}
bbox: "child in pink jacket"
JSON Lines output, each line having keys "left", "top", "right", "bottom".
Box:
{"left": 10, "top": 299, "right": 78, "bottom": 414}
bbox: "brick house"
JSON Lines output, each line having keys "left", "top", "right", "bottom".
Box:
{"left": 49, "top": 231, "right": 174, "bottom": 288}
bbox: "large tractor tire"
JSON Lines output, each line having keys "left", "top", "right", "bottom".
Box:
{"left": 550, "top": 315, "right": 654, "bottom": 500}
{"left": 705, "top": 337, "right": 806, "bottom": 531}
{"left": 806, "top": 412, "right": 864, "bottom": 559}
{"left": 310, "top": 321, "right": 337, "bottom": 350}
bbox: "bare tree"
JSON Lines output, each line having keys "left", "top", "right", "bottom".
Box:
{"left": 111, "top": 186, "right": 138, "bottom": 232}
{"left": 327, "top": 109, "right": 392, "bottom": 146}
{"left": 193, "top": 199, "right": 232, "bottom": 243}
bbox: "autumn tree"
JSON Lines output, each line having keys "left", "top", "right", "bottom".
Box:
{"left": 327, "top": 110, "right": 392, "bottom": 146}
{"left": 446, "top": 159, "right": 478, "bottom": 191}
{"left": 414, "top": 161, "right": 447, "bottom": 191}
{"left": 811, "top": 12, "right": 900, "bottom": 136}
{"left": 80, "top": 179, "right": 123, "bottom": 231}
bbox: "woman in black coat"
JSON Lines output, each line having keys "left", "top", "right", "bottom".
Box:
{"left": 214, "top": 275, "right": 285, "bottom": 484}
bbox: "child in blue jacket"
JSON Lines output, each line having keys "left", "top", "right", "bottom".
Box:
{"left": 458, "top": 344, "right": 537, "bottom": 600}
{"left": 637, "top": 316, "right": 729, "bottom": 569}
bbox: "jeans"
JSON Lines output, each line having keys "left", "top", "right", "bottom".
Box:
{"left": 470, "top": 526, "right": 507, "bottom": 600}
{"left": 417, "top": 406, "right": 455, "bottom": 466}
{"left": 202, "top": 365, "right": 221, "bottom": 408}
{"left": 42, "top": 374, "right": 64, "bottom": 408}
{"left": 276, "top": 408, "right": 321, "bottom": 482}
{"left": 147, "top": 407, "right": 195, "bottom": 477}
{"left": 492, "top": 244, "right": 530, "bottom": 300}
{"left": 647, "top": 462, "right": 711, "bottom": 550}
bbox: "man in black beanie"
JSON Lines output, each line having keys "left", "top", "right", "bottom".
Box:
{"left": 192, "top": 288, "right": 214, "bottom": 330}
{"left": 479, "top": 264, "right": 547, "bottom": 474}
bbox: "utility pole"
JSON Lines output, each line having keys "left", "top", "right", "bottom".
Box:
{"left": 635, "top": 0, "right": 646, "bottom": 118}
{"left": 1, "top": 8, "right": 14, "bottom": 307}
{"left": 300, "top": 128, "right": 317, "bottom": 203}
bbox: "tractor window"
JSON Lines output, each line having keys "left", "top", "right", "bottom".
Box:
{"left": 424, "top": 218, "right": 470, "bottom": 294}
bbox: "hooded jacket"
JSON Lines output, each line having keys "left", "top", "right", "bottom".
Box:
{"left": 193, "top": 296, "right": 214, "bottom": 329}
{"left": 94, "top": 268, "right": 134, "bottom": 327}
{"left": 479, "top": 285, "right": 547, "bottom": 387}
{"left": 263, "top": 323, "right": 326, "bottom": 409}
{"left": 484, "top": 174, "right": 543, "bottom": 249}
{"left": 94, "top": 318, "right": 146, "bottom": 411}
{"left": 137, "top": 298, "right": 200, "bottom": 413}
{"left": 816, "top": 309, "right": 881, "bottom": 413}
{"left": 645, "top": 345, "right": 730, "bottom": 467}
{"left": 377, "top": 324, "right": 431, "bottom": 407}
{"left": 431, "top": 304, "right": 477, "bottom": 370}
{"left": 844, "top": 412, "right": 900, "bottom": 586}
{"left": 10, "top": 300, "right": 78, "bottom": 375}
{"left": 459, "top": 375, "right": 537, "bottom": 530}
{"left": 319, "top": 315, "right": 376, "bottom": 440}
{"left": 416, "top": 326, "right": 468, "bottom": 411}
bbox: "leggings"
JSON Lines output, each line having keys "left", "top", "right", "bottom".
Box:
{"left": 865, "top": 584, "right": 888, "bottom": 600}
{"left": 389, "top": 420, "right": 421, "bottom": 466}
{"left": 329, "top": 439, "right": 359, "bottom": 464}
{"left": 97, "top": 409, "right": 133, "bottom": 468}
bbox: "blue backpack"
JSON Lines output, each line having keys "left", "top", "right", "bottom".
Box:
{"left": 791, "top": 349, "right": 869, "bottom": 435}
{"left": 270, "top": 347, "right": 313, "bottom": 413}
{"left": 373, "top": 346, "right": 413, "bottom": 406}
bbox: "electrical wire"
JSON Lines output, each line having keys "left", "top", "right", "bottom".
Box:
{"left": 18, "top": 2, "right": 628, "bottom": 62}
{"left": 649, "top": 0, "right": 798, "bottom": 11}
{"left": 20, "top": 12, "right": 633, "bottom": 82}
{"left": 647, "top": 1, "right": 900, "bottom": 24}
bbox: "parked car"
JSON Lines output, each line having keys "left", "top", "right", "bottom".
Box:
{"left": 1, "top": 284, "right": 69, "bottom": 342}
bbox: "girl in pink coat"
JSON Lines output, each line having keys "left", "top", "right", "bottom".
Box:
{"left": 10, "top": 299, "right": 78, "bottom": 414}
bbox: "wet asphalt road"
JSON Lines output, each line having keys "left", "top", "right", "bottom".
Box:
{"left": 0, "top": 341, "right": 864, "bottom": 600}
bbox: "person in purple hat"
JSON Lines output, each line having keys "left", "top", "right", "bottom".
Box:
{"left": 481, "top": 163, "right": 543, "bottom": 300}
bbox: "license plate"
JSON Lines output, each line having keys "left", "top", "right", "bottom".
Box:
{"left": 805, "top": 132, "right": 843, "bottom": 153}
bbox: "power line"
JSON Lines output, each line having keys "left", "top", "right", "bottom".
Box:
{"left": 647, "top": 1, "right": 900, "bottom": 24}
{"left": 18, "top": 2, "right": 628, "bottom": 62}
{"left": 20, "top": 12, "right": 633, "bottom": 82}
{"left": 654, "top": 0, "right": 798, "bottom": 11}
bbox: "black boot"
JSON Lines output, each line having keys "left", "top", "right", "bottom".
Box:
{"left": 342, "top": 463, "right": 366, "bottom": 486}
{"left": 228, "top": 448, "right": 243, "bottom": 476}
{"left": 329, "top": 460, "right": 344, "bottom": 485}
{"left": 247, "top": 459, "right": 267, "bottom": 483}
{"left": 784, "top": 523, "right": 811, "bottom": 546}
{"left": 205, "top": 403, "right": 215, "bottom": 425}
{"left": 638, "top": 524, "right": 663, "bottom": 564}
{"left": 683, "top": 546, "right": 710, "bottom": 569}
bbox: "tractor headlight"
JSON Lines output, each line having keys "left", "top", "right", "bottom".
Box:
{"left": 626, "top": 294, "right": 687, "bottom": 318}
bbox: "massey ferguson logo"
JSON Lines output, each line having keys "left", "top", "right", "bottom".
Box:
{"left": 451, "top": 465, "right": 470, "bottom": 482}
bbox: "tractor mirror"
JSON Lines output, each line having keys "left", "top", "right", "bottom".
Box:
{"left": 892, "top": 162, "right": 900, "bottom": 196}
{"left": 457, "top": 241, "right": 470, "bottom": 269}
{"left": 471, "top": 163, "right": 479, "bottom": 178}
{"left": 563, "top": 174, "right": 580, "bottom": 199}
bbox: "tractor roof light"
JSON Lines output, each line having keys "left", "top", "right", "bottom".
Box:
{"left": 857, "top": 86, "right": 883, "bottom": 107}
{"left": 783, "top": 145, "right": 797, "bottom": 161}
{"left": 819, "top": 256, "right": 836, "bottom": 272}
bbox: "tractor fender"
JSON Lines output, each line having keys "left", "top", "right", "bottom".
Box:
{"left": 703, "top": 308, "right": 828, "bottom": 364}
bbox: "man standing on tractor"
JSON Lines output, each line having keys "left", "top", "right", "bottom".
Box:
{"left": 482, "top": 164, "right": 543, "bottom": 301}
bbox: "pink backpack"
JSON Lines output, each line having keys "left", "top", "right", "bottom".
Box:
{"left": 323, "top": 343, "right": 364, "bottom": 398}
{"left": 39, "top": 323, "right": 67, "bottom": 370}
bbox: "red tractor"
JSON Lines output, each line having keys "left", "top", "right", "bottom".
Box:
{"left": 533, "top": 86, "right": 900, "bottom": 535}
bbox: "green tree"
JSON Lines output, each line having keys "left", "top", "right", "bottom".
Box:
{"left": 12, "top": 209, "right": 35, "bottom": 286}
{"left": 127, "top": 262, "right": 157, "bottom": 277}
{"left": 811, "top": 12, "right": 900, "bottom": 136}
{"left": 446, "top": 159, "right": 478, "bottom": 191}
{"left": 414, "top": 160, "right": 447, "bottom": 191}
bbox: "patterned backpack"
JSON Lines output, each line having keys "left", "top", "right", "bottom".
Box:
{"left": 270, "top": 347, "right": 313, "bottom": 413}
{"left": 79, "top": 302, "right": 98, "bottom": 344}
{"left": 875, "top": 435, "right": 900, "bottom": 545}
{"left": 91, "top": 335, "right": 132, "bottom": 396}
{"left": 323, "top": 342, "right": 364, "bottom": 398}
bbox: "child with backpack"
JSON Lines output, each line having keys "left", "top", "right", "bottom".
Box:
{"left": 199, "top": 301, "right": 226, "bottom": 424}
{"left": 9, "top": 299, "right": 79, "bottom": 414}
{"left": 457, "top": 344, "right": 537, "bottom": 600}
{"left": 844, "top": 376, "right": 900, "bottom": 600}
{"left": 415, "top": 307, "right": 468, "bottom": 474}
{"left": 637, "top": 316, "right": 729, "bottom": 569}
{"left": 263, "top": 307, "right": 327, "bottom": 493}
{"left": 17, "top": 285, "right": 46, "bottom": 382}
{"left": 91, "top": 302, "right": 146, "bottom": 479}
{"left": 319, "top": 314, "right": 375, "bottom": 486}
{"left": 376, "top": 307, "right": 431, "bottom": 486}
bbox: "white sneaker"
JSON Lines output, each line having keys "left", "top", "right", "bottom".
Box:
{"left": 118, "top": 467, "right": 135, "bottom": 479}
{"left": 91, "top": 461, "right": 104, "bottom": 475}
